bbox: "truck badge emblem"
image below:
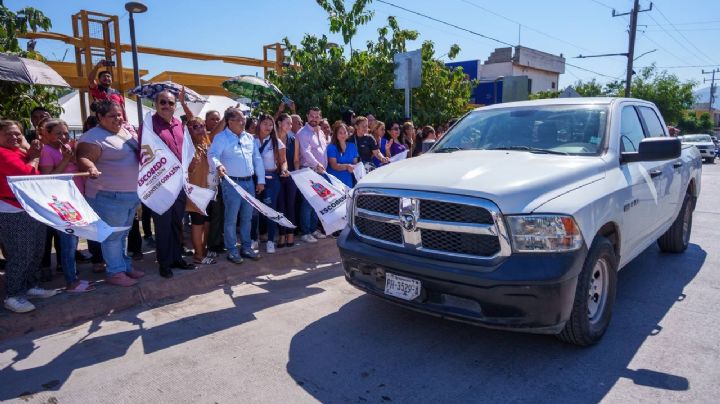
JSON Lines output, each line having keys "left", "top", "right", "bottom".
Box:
{"left": 400, "top": 212, "right": 417, "bottom": 232}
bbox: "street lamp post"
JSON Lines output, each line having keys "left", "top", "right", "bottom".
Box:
{"left": 125, "top": 2, "right": 148, "bottom": 126}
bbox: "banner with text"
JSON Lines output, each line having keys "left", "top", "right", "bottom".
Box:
{"left": 137, "top": 112, "right": 183, "bottom": 215}
{"left": 8, "top": 173, "right": 121, "bottom": 242}
{"left": 182, "top": 128, "right": 215, "bottom": 215}
{"left": 291, "top": 168, "right": 348, "bottom": 235}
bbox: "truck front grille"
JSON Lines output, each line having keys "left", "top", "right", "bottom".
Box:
{"left": 421, "top": 229, "right": 500, "bottom": 256}
{"left": 355, "top": 216, "right": 403, "bottom": 245}
{"left": 352, "top": 190, "right": 511, "bottom": 261}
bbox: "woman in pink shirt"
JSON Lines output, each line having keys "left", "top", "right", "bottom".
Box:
{"left": 39, "top": 119, "right": 93, "bottom": 293}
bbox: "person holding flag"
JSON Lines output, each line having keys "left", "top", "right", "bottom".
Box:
{"left": 39, "top": 119, "right": 94, "bottom": 293}
{"left": 208, "top": 108, "right": 265, "bottom": 264}
{"left": 0, "top": 120, "right": 58, "bottom": 313}
{"left": 185, "top": 116, "right": 216, "bottom": 265}
{"left": 139, "top": 90, "right": 196, "bottom": 278}
{"left": 77, "top": 100, "right": 144, "bottom": 287}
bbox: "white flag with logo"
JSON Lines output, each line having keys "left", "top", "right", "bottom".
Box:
{"left": 222, "top": 175, "right": 295, "bottom": 228}
{"left": 8, "top": 173, "right": 123, "bottom": 242}
{"left": 291, "top": 168, "right": 348, "bottom": 235}
{"left": 352, "top": 163, "right": 366, "bottom": 182}
{"left": 182, "top": 127, "right": 215, "bottom": 215}
{"left": 137, "top": 112, "right": 184, "bottom": 214}
{"left": 389, "top": 150, "right": 408, "bottom": 163}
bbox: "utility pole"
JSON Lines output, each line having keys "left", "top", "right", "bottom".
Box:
{"left": 702, "top": 68, "right": 719, "bottom": 114}
{"left": 612, "top": 0, "right": 653, "bottom": 97}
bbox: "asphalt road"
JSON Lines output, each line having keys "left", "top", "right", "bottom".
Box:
{"left": 1, "top": 162, "right": 719, "bottom": 403}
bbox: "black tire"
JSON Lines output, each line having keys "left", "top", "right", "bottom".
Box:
{"left": 657, "top": 192, "right": 693, "bottom": 253}
{"left": 557, "top": 236, "right": 618, "bottom": 346}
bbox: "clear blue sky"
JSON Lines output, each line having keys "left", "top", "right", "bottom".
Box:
{"left": 8, "top": 0, "right": 719, "bottom": 91}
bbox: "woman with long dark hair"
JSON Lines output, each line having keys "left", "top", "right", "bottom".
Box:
{"left": 326, "top": 120, "right": 358, "bottom": 188}
{"left": 380, "top": 121, "right": 408, "bottom": 160}
{"left": 275, "top": 113, "right": 300, "bottom": 248}
{"left": 255, "top": 114, "right": 287, "bottom": 253}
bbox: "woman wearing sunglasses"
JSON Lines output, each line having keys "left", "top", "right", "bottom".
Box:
{"left": 380, "top": 122, "right": 408, "bottom": 160}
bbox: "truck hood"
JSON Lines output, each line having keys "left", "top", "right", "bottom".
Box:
{"left": 358, "top": 150, "right": 607, "bottom": 213}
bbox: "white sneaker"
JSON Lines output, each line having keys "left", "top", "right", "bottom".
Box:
{"left": 26, "top": 287, "right": 58, "bottom": 299}
{"left": 266, "top": 241, "right": 276, "bottom": 253}
{"left": 251, "top": 240, "right": 259, "bottom": 251}
{"left": 312, "top": 230, "right": 327, "bottom": 239}
{"left": 4, "top": 296, "right": 36, "bottom": 313}
{"left": 301, "top": 234, "right": 318, "bottom": 243}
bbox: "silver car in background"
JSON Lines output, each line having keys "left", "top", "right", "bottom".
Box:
{"left": 679, "top": 134, "right": 716, "bottom": 163}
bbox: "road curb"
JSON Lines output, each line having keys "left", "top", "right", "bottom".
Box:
{"left": 0, "top": 239, "right": 341, "bottom": 341}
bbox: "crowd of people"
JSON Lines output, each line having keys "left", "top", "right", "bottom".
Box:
{"left": 0, "top": 66, "right": 454, "bottom": 314}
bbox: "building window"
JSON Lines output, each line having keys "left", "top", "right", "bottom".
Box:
{"left": 551, "top": 81, "right": 556, "bottom": 89}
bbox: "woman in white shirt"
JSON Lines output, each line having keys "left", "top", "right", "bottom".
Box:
{"left": 254, "top": 114, "right": 288, "bottom": 253}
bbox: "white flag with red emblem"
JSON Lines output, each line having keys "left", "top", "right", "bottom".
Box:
{"left": 291, "top": 168, "right": 348, "bottom": 235}
{"left": 7, "top": 173, "right": 122, "bottom": 242}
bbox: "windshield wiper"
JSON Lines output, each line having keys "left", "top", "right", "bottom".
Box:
{"left": 489, "top": 146, "right": 568, "bottom": 155}
{"left": 433, "top": 147, "right": 465, "bottom": 153}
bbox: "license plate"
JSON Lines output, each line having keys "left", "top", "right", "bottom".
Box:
{"left": 384, "top": 273, "right": 421, "bottom": 301}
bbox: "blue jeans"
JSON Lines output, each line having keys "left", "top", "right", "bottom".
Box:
{"left": 222, "top": 177, "right": 254, "bottom": 256}
{"left": 87, "top": 191, "right": 139, "bottom": 276}
{"left": 58, "top": 232, "right": 79, "bottom": 284}
{"left": 300, "top": 196, "right": 318, "bottom": 235}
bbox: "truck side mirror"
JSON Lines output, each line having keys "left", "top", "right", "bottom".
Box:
{"left": 621, "top": 137, "right": 681, "bottom": 163}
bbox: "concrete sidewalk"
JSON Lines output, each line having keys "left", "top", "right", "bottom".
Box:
{"left": 0, "top": 239, "right": 341, "bottom": 341}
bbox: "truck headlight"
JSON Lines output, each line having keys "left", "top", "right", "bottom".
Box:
{"left": 506, "top": 215, "right": 584, "bottom": 252}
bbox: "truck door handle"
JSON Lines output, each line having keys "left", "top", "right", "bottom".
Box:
{"left": 673, "top": 161, "right": 683, "bottom": 168}
{"left": 649, "top": 169, "right": 662, "bottom": 178}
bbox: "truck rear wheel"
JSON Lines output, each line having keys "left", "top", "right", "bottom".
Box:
{"left": 557, "top": 236, "right": 617, "bottom": 346}
{"left": 657, "top": 192, "right": 693, "bottom": 253}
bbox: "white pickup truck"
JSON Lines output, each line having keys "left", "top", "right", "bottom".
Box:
{"left": 337, "top": 97, "right": 702, "bottom": 346}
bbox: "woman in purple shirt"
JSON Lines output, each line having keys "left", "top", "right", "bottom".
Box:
{"left": 380, "top": 122, "right": 408, "bottom": 159}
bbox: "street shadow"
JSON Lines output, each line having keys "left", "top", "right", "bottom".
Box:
{"left": 0, "top": 265, "right": 337, "bottom": 401}
{"left": 286, "top": 243, "right": 705, "bottom": 403}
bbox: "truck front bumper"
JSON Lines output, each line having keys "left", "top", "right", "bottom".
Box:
{"left": 338, "top": 228, "right": 588, "bottom": 334}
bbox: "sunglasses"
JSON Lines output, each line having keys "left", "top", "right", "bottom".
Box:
{"left": 190, "top": 124, "right": 205, "bottom": 130}
{"left": 391, "top": 127, "right": 400, "bottom": 130}
{"left": 159, "top": 99, "right": 175, "bottom": 106}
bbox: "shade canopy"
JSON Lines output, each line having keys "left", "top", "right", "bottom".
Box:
{"left": 0, "top": 53, "right": 71, "bottom": 87}
{"left": 59, "top": 90, "right": 155, "bottom": 130}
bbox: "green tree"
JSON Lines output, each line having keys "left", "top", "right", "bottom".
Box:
{"left": 0, "top": 1, "right": 61, "bottom": 128}
{"left": 698, "top": 112, "right": 714, "bottom": 133}
{"left": 266, "top": 2, "right": 475, "bottom": 127}
{"left": 316, "top": 0, "right": 374, "bottom": 54}
{"left": 573, "top": 79, "right": 604, "bottom": 97}
{"left": 528, "top": 90, "right": 560, "bottom": 100}
{"left": 602, "top": 65, "right": 695, "bottom": 124}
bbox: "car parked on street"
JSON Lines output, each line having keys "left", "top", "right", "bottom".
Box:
{"left": 679, "top": 134, "right": 716, "bottom": 163}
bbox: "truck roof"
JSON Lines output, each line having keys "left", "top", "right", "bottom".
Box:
{"left": 475, "top": 97, "right": 654, "bottom": 111}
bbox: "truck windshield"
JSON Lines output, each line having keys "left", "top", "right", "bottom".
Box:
{"left": 432, "top": 105, "right": 609, "bottom": 156}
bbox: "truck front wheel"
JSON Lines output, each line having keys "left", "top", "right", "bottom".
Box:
{"left": 557, "top": 236, "right": 618, "bottom": 346}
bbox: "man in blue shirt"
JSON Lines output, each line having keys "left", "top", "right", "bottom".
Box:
{"left": 208, "top": 108, "right": 265, "bottom": 263}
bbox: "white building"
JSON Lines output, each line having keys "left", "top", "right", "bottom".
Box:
{"left": 479, "top": 46, "right": 565, "bottom": 93}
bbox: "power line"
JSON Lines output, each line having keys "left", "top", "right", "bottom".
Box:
{"left": 374, "top": 0, "right": 514, "bottom": 47}
{"left": 638, "top": 31, "right": 686, "bottom": 64}
{"left": 637, "top": 64, "right": 720, "bottom": 69}
{"left": 458, "top": 0, "right": 594, "bottom": 52}
{"left": 646, "top": 19, "right": 720, "bottom": 26}
{"left": 375, "top": 0, "right": 619, "bottom": 79}
{"left": 643, "top": 12, "right": 711, "bottom": 66}
{"left": 652, "top": 3, "right": 718, "bottom": 65}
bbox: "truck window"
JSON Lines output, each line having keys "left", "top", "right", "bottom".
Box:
{"left": 620, "top": 106, "right": 646, "bottom": 152}
{"left": 638, "top": 107, "right": 666, "bottom": 137}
